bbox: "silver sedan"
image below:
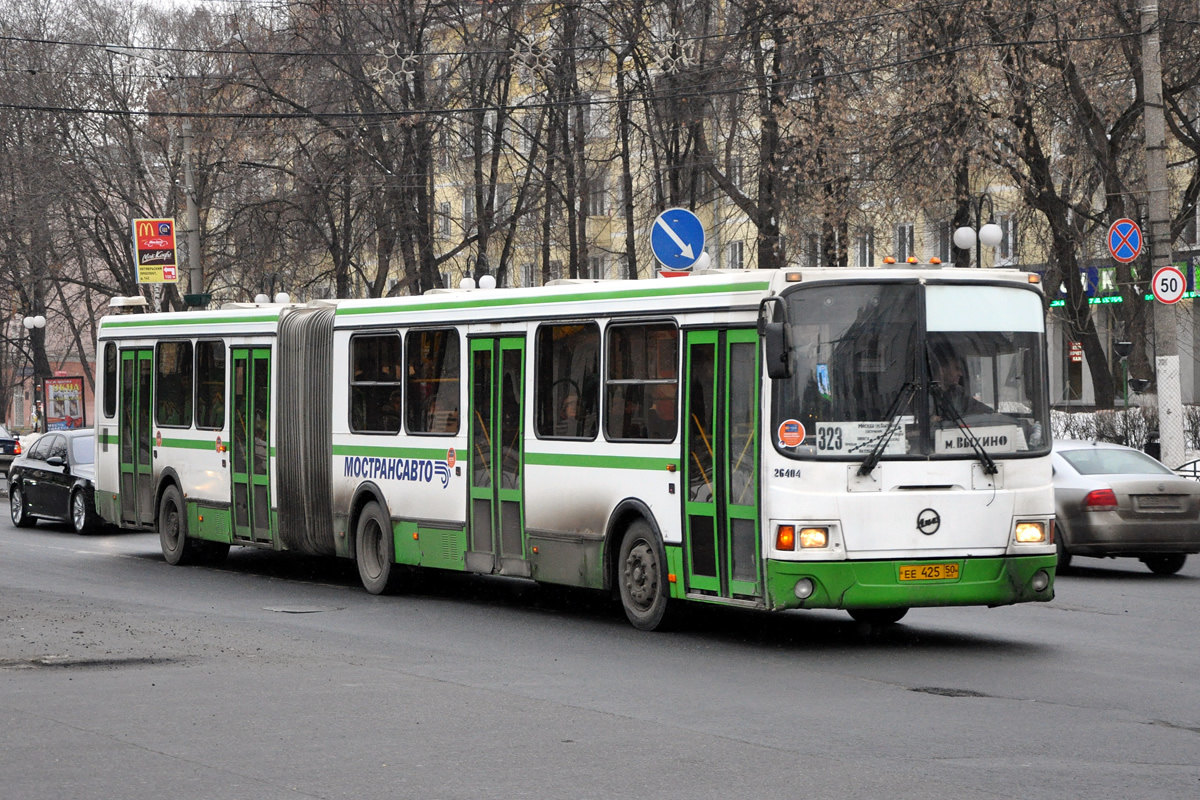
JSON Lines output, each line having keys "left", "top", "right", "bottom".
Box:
{"left": 1053, "top": 439, "right": 1200, "bottom": 574}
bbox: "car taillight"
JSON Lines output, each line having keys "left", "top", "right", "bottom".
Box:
{"left": 13, "top": 443, "right": 20, "bottom": 455}
{"left": 1083, "top": 488, "right": 1118, "bottom": 511}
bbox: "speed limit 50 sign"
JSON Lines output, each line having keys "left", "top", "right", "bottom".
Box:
{"left": 1152, "top": 266, "right": 1187, "bottom": 304}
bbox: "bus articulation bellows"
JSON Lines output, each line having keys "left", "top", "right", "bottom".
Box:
{"left": 94, "top": 267, "right": 1056, "bottom": 630}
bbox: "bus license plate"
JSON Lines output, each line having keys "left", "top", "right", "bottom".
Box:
{"left": 898, "top": 563, "right": 960, "bottom": 581}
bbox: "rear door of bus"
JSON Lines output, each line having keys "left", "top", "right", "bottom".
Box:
{"left": 118, "top": 348, "right": 155, "bottom": 526}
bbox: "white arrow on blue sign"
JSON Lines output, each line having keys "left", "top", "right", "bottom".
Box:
{"left": 651, "top": 208, "right": 705, "bottom": 270}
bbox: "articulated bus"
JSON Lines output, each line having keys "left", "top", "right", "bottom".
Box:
{"left": 94, "top": 267, "right": 1056, "bottom": 630}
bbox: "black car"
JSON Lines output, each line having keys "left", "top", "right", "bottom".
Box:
{"left": 0, "top": 424, "right": 22, "bottom": 476}
{"left": 8, "top": 429, "right": 101, "bottom": 534}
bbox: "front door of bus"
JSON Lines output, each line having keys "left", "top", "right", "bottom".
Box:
{"left": 466, "top": 337, "right": 528, "bottom": 576}
{"left": 231, "top": 348, "right": 273, "bottom": 544}
{"left": 683, "top": 329, "right": 762, "bottom": 600}
{"left": 118, "top": 348, "right": 155, "bottom": 526}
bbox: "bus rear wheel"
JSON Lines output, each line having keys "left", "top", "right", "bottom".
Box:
{"left": 618, "top": 521, "right": 674, "bottom": 631}
{"left": 356, "top": 501, "right": 401, "bottom": 595}
{"left": 158, "top": 485, "right": 197, "bottom": 565}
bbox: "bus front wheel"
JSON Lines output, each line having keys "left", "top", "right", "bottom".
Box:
{"left": 848, "top": 607, "right": 909, "bottom": 626}
{"left": 356, "top": 501, "right": 401, "bottom": 595}
{"left": 158, "top": 485, "right": 197, "bottom": 565}
{"left": 618, "top": 520, "right": 674, "bottom": 631}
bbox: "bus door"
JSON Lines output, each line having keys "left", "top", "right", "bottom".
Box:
{"left": 683, "top": 329, "right": 762, "bottom": 600}
{"left": 231, "top": 348, "right": 273, "bottom": 544}
{"left": 466, "top": 336, "right": 528, "bottom": 576}
{"left": 118, "top": 348, "right": 155, "bottom": 526}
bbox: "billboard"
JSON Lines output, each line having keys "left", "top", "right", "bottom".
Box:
{"left": 44, "top": 376, "right": 86, "bottom": 431}
{"left": 131, "top": 218, "right": 180, "bottom": 283}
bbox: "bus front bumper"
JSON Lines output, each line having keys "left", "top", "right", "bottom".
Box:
{"left": 765, "top": 555, "right": 1057, "bottom": 611}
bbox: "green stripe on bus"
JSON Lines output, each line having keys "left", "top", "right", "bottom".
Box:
{"left": 101, "top": 314, "right": 280, "bottom": 329}
{"left": 335, "top": 281, "right": 771, "bottom": 317}
{"left": 332, "top": 443, "right": 450, "bottom": 460}
{"left": 157, "top": 437, "right": 221, "bottom": 450}
{"left": 524, "top": 451, "right": 677, "bottom": 471}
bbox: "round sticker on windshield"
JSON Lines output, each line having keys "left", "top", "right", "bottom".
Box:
{"left": 778, "top": 419, "right": 805, "bottom": 448}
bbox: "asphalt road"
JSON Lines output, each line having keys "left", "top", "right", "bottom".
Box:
{"left": 1, "top": 518, "right": 1197, "bottom": 800}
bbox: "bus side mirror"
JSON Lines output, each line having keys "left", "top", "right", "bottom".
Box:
{"left": 758, "top": 297, "right": 792, "bottom": 380}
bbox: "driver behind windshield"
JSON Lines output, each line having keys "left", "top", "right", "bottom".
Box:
{"left": 929, "top": 343, "right": 991, "bottom": 421}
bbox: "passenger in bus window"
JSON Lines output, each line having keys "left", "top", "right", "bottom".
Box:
{"left": 646, "top": 384, "right": 677, "bottom": 439}
{"left": 381, "top": 389, "right": 402, "bottom": 430}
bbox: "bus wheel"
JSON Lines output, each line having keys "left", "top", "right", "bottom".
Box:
{"left": 356, "top": 501, "right": 400, "bottom": 595}
{"left": 158, "top": 485, "right": 196, "bottom": 565}
{"left": 848, "top": 607, "right": 909, "bottom": 626}
{"left": 618, "top": 521, "right": 674, "bottom": 631}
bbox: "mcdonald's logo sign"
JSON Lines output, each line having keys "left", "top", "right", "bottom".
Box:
{"left": 131, "top": 218, "right": 179, "bottom": 284}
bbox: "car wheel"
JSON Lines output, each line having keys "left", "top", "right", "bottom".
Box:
{"left": 10, "top": 484, "right": 35, "bottom": 528}
{"left": 1140, "top": 554, "right": 1187, "bottom": 575}
{"left": 848, "top": 607, "right": 909, "bottom": 626}
{"left": 70, "top": 489, "right": 97, "bottom": 534}
{"left": 158, "top": 485, "right": 197, "bottom": 565}
{"left": 1056, "top": 535, "right": 1073, "bottom": 572}
{"left": 617, "top": 520, "right": 676, "bottom": 631}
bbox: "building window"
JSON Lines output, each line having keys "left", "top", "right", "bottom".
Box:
{"left": 805, "top": 234, "right": 820, "bottom": 267}
{"left": 438, "top": 202, "right": 451, "bottom": 238}
{"left": 855, "top": 229, "right": 874, "bottom": 266}
{"left": 895, "top": 223, "right": 915, "bottom": 262}
{"left": 462, "top": 191, "right": 475, "bottom": 231}
{"left": 936, "top": 220, "right": 952, "bottom": 263}
{"left": 587, "top": 174, "right": 607, "bottom": 216}
{"left": 589, "top": 255, "right": 607, "bottom": 280}
{"left": 726, "top": 240, "right": 744, "bottom": 270}
{"left": 406, "top": 329, "right": 460, "bottom": 435}
{"left": 535, "top": 323, "right": 600, "bottom": 440}
{"left": 349, "top": 334, "right": 403, "bottom": 433}
{"left": 998, "top": 214, "right": 1018, "bottom": 264}
{"left": 155, "top": 340, "right": 193, "bottom": 428}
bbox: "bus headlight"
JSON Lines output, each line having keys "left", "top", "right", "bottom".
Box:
{"left": 799, "top": 527, "right": 828, "bottom": 548}
{"left": 794, "top": 578, "right": 815, "bottom": 599}
{"left": 1015, "top": 521, "right": 1047, "bottom": 543}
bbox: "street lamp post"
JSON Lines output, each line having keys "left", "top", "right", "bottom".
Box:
{"left": 953, "top": 193, "right": 1004, "bottom": 268}
{"left": 106, "top": 45, "right": 204, "bottom": 306}
{"left": 22, "top": 315, "right": 46, "bottom": 432}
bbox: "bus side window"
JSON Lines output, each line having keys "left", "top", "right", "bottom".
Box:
{"left": 534, "top": 322, "right": 599, "bottom": 440}
{"left": 605, "top": 322, "right": 677, "bottom": 441}
{"left": 405, "top": 328, "right": 460, "bottom": 435}
{"left": 103, "top": 342, "right": 117, "bottom": 419}
{"left": 350, "top": 333, "right": 403, "bottom": 434}
{"left": 155, "top": 340, "right": 193, "bottom": 428}
{"left": 195, "top": 340, "right": 226, "bottom": 430}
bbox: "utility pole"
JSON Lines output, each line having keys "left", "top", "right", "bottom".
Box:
{"left": 106, "top": 45, "right": 205, "bottom": 308}
{"left": 1141, "top": 1, "right": 1185, "bottom": 467}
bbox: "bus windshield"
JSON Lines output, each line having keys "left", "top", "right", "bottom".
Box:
{"left": 772, "top": 281, "right": 1049, "bottom": 460}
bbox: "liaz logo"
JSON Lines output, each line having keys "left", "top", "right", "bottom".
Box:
{"left": 344, "top": 453, "right": 451, "bottom": 488}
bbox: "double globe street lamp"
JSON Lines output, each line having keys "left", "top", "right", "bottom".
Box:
{"left": 23, "top": 314, "right": 46, "bottom": 432}
{"left": 953, "top": 192, "right": 1004, "bottom": 268}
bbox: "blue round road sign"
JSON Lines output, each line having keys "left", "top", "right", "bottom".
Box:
{"left": 651, "top": 208, "right": 705, "bottom": 270}
{"left": 1107, "top": 218, "right": 1142, "bottom": 264}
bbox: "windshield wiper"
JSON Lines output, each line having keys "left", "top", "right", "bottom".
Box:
{"left": 857, "top": 382, "right": 915, "bottom": 476}
{"left": 929, "top": 382, "right": 998, "bottom": 475}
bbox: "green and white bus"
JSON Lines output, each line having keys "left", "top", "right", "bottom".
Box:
{"left": 93, "top": 267, "right": 1057, "bottom": 629}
